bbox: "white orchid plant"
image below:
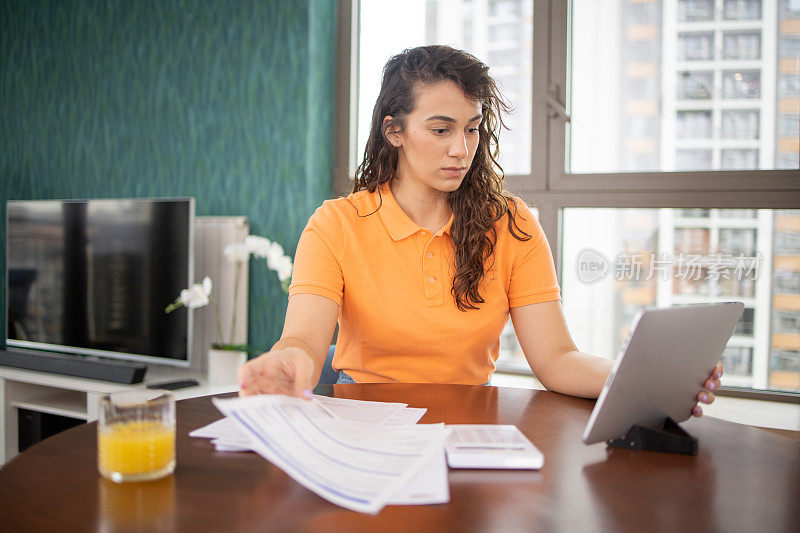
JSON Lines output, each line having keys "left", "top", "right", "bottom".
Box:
{"left": 165, "top": 235, "right": 293, "bottom": 352}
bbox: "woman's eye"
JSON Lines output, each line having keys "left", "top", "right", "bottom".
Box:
{"left": 432, "top": 128, "right": 448, "bottom": 135}
{"left": 467, "top": 127, "right": 479, "bottom": 134}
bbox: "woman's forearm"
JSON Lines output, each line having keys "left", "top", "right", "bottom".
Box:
{"left": 536, "top": 351, "right": 614, "bottom": 399}
{"left": 270, "top": 336, "right": 322, "bottom": 381}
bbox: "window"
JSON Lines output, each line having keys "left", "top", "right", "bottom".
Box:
{"left": 720, "top": 110, "right": 759, "bottom": 139}
{"left": 678, "top": 32, "right": 714, "bottom": 61}
{"left": 782, "top": 0, "right": 800, "bottom": 16}
{"left": 733, "top": 308, "right": 756, "bottom": 337}
{"left": 355, "top": 0, "right": 533, "bottom": 175}
{"left": 556, "top": 208, "right": 800, "bottom": 391}
{"left": 488, "top": 0, "right": 521, "bottom": 17}
{"left": 676, "top": 110, "right": 712, "bottom": 138}
{"left": 774, "top": 273, "right": 800, "bottom": 294}
{"left": 722, "top": 31, "right": 761, "bottom": 60}
{"left": 775, "top": 230, "right": 800, "bottom": 255}
{"left": 721, "top": 149, "right": 759, "bottom": 169}
{"left": 780, "top": 35, "right": 800, "bottom": 57}
{"left": 343, "top": 0, "right": 800, "bottom": 398}
{"left": 676, "top": 149, "right": 713, "bottom": 170}
{"left": 677, "top": 71, "right": 712, "bottom": 100}
{"left": 723, "top": 346, "right": 753, "bottom": 376}
{"left": 777, "top": 4, "right": 800, "bottom": 170}
{"left": 777, "top": 152, "right": 800, "bottom": 169}
{"left": 567, "top": 0, "right": 796, "bottom": 174}
{"left": 678, "top": 0, "right": 714, "bottom": 22}
{"left": 722, "top": 70, "right": 761, "bottom": 99}
{"left": 779, "top": 75, "right": 800, "bottom": 98}
{"left": 723, "top": 0, "right": 762, "bottom": 20}
{"left": 719, "top": 228, "right": 757, "bottom": 256}
{"left": 777, "top": 115, "right": 800, "bottom": 138}
{"left": 678, "top": 209, "right": 711, "bottom": 218}
{"left": 772, "top": 350, "right": 800, "bottom": 373}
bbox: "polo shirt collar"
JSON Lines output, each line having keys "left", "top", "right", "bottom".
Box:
{"left": 440, "top": 215, "right": 454, "bottom": 236}
{"left": 377, "top": 183, "right": 453, "bottom": 241}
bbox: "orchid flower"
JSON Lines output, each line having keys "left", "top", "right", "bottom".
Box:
{"left": 166, "top": 234, "right": 294, "bottom": 349}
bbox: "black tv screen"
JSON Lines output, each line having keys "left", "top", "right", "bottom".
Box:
{"left": 6, "top": 197, "right": 194, "bottom": 366}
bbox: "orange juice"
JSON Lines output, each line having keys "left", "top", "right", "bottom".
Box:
{"left": 98, "top": 420, "right": 175, "bottom": 482}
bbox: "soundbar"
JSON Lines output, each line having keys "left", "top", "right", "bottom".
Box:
{"left": 0, "top": 348, "right": 147, "bottom": 384}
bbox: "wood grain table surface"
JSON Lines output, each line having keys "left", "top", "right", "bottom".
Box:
{"left": 1, "top": 383, "right": 798, "bottom": 533}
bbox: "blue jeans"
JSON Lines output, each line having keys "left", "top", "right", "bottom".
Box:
{"left": 336, "top": 371, "right": 357, "bottom": 384}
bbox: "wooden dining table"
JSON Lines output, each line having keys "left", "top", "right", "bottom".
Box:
{"left": 0, "top": 383, "right": 798, "bottom": 532}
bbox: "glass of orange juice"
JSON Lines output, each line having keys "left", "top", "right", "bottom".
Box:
{"left": 98, "top": 390, "right": 176, "bottom": 483}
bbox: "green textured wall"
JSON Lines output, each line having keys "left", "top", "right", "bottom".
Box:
{"left": 0, "top": 0, "right": 336, "bottom": 353}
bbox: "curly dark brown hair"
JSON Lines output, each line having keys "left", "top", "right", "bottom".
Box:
{"left": 353, "top": 45, "right": 531, "bottom": 311}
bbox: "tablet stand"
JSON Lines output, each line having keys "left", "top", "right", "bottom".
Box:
{"left": 606, "top": 417, "right": 697, "bottom": 455}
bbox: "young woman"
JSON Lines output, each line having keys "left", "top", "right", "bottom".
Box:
{"left": 238, "top": 45, "right": 722, "bottom": 414}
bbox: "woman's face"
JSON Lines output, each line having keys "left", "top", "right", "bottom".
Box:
{"left": 388, "top": 80, "right": 482, "bottom": 196}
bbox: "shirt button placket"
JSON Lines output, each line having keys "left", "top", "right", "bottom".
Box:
{"left": 423, "top": 234, "right": 444, "bottom": 305}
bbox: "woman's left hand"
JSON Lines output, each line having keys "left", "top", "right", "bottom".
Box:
{"left": 692, "top": 361, "right": 723, "bottom": 417}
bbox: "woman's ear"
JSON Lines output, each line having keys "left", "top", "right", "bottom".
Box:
{"left": 382, "top": 116, "right": 402, "bottom": 147}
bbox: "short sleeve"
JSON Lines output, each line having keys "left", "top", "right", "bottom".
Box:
{"left": 288, "top": 201, "right": 345, "bottom": 305}
{"left": 506, "top": 199, "right": 561, "bottom": 308}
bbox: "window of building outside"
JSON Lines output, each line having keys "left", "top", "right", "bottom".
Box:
{"left": 353, "top": 0, "right": 800, "bottom": 395}
{"left": 547, "top": 208, "right": 800, "bottom": 393}
{"left": 356, "top": 0, "right": 533, "bottom": 176}
{"left": 569, "top": 0, "right": 799, "bottom": 174}
{"left": 678, "top": 0, "right": 715, "bottom": 22}
{"left": 498, "top": 207, "right": 800, "bottom": 394}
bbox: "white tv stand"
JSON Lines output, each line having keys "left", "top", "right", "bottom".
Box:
{"left": 0, "top": 365, "right": 237, "bottom": 465}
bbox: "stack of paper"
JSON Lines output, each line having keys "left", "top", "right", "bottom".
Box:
{"left": 191, "top": 394, "right": 447, "bottom": 513}
{"left": 191, "top": 395, "right": 427, "bottom": 452}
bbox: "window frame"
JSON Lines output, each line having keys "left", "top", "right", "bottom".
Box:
{"left": 335, "top": 0, "right": 800, "bottom": 402}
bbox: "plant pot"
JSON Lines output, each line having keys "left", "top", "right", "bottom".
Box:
{"left": 207, "top": 348, "right": 247, "bottom": 385}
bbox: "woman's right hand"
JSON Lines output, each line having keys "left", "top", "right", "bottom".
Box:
{"left": 237, "top": 346, "right": 316, "bottom": 399}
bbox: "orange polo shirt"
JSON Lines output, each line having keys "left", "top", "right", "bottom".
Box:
{"left": 288, "top": 183, "right": 561, "bottom": 384}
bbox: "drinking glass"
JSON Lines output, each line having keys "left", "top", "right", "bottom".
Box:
{"left": 98, "top": 390, "right": 176, "bottom": 482}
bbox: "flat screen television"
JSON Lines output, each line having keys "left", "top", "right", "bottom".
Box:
{"left": 5, "top": 197, "right": 194, "bottom": 373}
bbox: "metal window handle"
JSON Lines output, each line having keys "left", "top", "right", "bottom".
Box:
{"left": 547, "top": 84, "right": 571, "bottom": 123}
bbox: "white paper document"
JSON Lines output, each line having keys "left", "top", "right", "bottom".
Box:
{"left": 390, "top": 440, "right": 449, "bottom": 505}
{"left": 191, "top": 394, "right": 428, "bottom": 452}
{"left": 189, "top": 416, "right": 234, "bottom": 439}
{"left": 188, "top": 416, "right": 254, "bottom": 452}
{"left": 382, "top": 407, "right": 427, "bottom": 426}
{"left": 191, "top": 414, "right": 448, "bottom": 503}
{"left": 212, "top": 395, "right": 447, "bottom": 514}
{"left": 312, "top": 395, "right": 411, "bottom": 425}
{"left": 191, "top": 396, "right": 544, "bottom": 512}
